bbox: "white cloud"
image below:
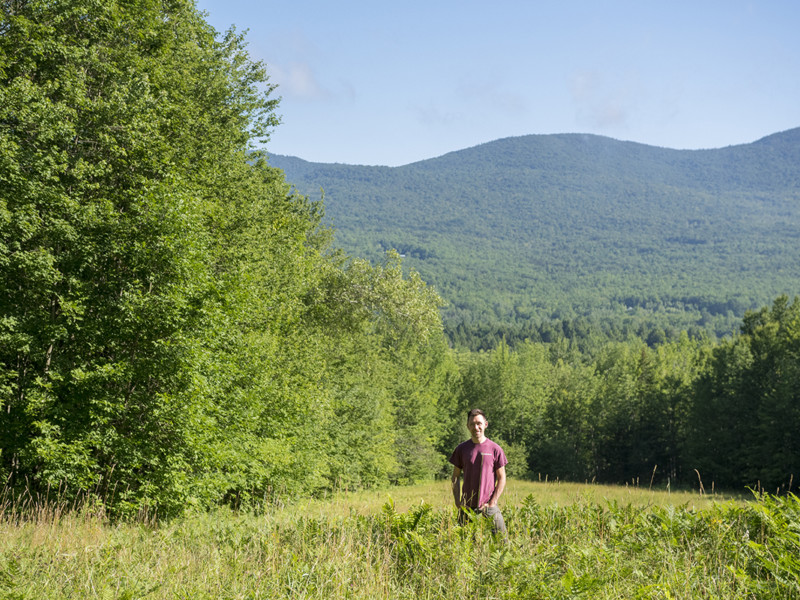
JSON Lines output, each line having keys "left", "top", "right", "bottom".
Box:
{"left": 271, "top": 61, "right": 328, "bottom": 100}
{"left": 570, "top": 70, "right": 634, "bottom": 130}
{"left": 412, "top": 102, "right": 460, "bottom": 128}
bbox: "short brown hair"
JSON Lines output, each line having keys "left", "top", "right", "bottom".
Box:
{"left": 467, "top": 408, "right": 488, "bottom": 424}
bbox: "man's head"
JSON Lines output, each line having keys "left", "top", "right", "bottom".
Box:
{"left": 467, "top": 408, "right": 488, "bottom": 443}
{"left": 467, "top": 408, "right": 488, "bottom": 425}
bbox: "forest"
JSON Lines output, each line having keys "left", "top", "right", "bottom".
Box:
{"left": 1, "top": 0, "right": 799, "bottom": 519}
{"left": 271, "top": 126, "right": 800, "bottom": 351}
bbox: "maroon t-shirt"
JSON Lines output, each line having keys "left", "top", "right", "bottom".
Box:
{"left": 449, "top": 438, "right": 508, "bottom": 508}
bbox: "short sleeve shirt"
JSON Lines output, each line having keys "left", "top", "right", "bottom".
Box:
{"left": 449, "top": 438, "right": 508, "bottom": 508}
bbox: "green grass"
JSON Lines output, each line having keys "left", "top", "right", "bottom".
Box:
{"left": 1, "top": 480, "right": 797, "bottom": 599}
{"left": 290, "top": 478, "right": 741, "bottom": 520}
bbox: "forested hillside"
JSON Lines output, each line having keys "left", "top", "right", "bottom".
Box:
{"left": 271, "top": 130, "right": 800, "bottom": 349}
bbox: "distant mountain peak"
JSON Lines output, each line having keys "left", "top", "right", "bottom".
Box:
{"left": 270, "top": 126, "right": 800, "bottom": 339}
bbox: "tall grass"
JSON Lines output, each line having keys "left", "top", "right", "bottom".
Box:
{"left": 1, "top": 479, "right": 797, "bottom": 599}
{"left": 292, "top": 478, "right": 744, "bottom": 518}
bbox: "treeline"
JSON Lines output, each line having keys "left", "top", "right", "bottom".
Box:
{"left": 0, "top": 0, "right": 451, "bottom": 516}
{"left": 440, "top": 289, "right": 751, "bottom": 351}
{"left": 453, "top": 295, "right": 800, "bottom": 495}
{"left": 2, "top": 1, "right": 798, "bottom": 519}
{"left": 445, "top": 313, "right": 724, "bottom": 353}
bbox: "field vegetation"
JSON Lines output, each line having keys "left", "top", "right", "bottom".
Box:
{"left": 2, "top": 481, "right": 799, "bottom": 599}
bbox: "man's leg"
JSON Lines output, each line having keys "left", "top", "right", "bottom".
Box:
{"left": 481, "top": 505, "right": 507, "bottom": 538}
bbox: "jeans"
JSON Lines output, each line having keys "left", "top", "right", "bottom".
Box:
{"left": 458, "top": 505, "right": 507, "bottom": 536}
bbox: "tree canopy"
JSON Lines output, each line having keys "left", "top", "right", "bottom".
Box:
{"left": 0, "top": 0, "right": 449, "bottom": 516}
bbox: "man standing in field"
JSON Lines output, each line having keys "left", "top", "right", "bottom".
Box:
{"left": 450, "top": 408, "right": 508, "bottom": 536}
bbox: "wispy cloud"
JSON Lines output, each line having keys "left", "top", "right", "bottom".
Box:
{"left": 412, "top": 102, "right": 460, "bottom": 128}
{"left": 458, "top": 78, "right": 529, "bottom": 116}
{"left": 270, "top": 61, "right": 329, "bottom": 101}
{"left": 570, "top": 70, "right": 634, "bottom": 130}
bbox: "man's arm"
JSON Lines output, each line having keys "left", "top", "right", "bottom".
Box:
{"left": 451, "top": 466, "right": 462, "bottom": 508}
{"left": 485, "top": 465, "right": 506, "bottom": 508}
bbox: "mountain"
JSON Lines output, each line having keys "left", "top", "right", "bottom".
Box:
{"left": 269, "top": 128, "right": 800, "bottom": 346}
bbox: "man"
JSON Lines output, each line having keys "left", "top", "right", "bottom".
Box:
{"left": 449, "top": 408, "right": 508, "bottom": 536}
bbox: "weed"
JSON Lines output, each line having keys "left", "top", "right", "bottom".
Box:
{"left": 1, "top": 481, "right": 796, "bottom": 599}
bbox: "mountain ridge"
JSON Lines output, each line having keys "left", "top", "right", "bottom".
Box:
{"left": 269, "top": 127, "right": 800, "bottom": 345}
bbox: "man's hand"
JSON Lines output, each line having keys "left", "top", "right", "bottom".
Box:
{"left": 451, "top": 466, "right": 463, "bottom": 508}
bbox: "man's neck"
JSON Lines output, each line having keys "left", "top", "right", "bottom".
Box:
{"left": 471, "top": 435, "right": 486, "bottom": 444}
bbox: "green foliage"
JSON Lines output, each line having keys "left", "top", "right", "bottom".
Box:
{"left": 741, "top": 493, "right": 800, "bottom": 595}
{"left": 1, "top": 0, "right": 259, "bottom": 515}
{"left": 452, "top": 319, "right": 799, "bottom": 492}
{"left": 690, "top": 295, "right": 800, "bottom": 491}
{"left": 3, "top": 488, "right": 800, "bottom": 598}
{"left": 0, "top": 0, "right": 452, "bottom": 516}
{"left": 272, "top": 130, "right": 800, "bottom": 348}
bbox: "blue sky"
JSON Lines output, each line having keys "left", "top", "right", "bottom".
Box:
{"left": 196, "top": 0, "right": 800, "bottom": 166}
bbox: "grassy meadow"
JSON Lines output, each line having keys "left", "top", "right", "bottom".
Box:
{"left": 2, "top": 479, "right": 799, "bottom": 599}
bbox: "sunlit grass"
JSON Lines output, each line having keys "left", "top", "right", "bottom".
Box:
{"left": 288, "top": 476, "right": 743, "bottom": 519}
{"left": 0, "top": 480, "right": 790, "bottom": 600}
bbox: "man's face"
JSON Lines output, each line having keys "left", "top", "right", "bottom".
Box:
{"left": 468, "top": 414, "right": 488, "bottom": 441}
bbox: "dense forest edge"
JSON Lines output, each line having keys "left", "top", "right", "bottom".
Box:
{"left": 2, "top": 0, "right": 799, "bottom": 520}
